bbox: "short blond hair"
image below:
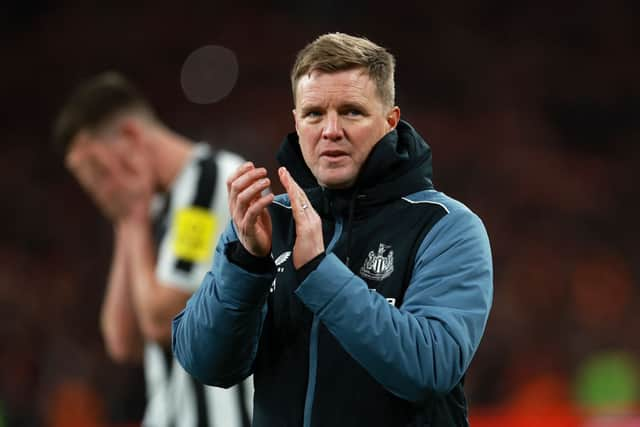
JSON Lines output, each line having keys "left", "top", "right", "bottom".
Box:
{"left": 291, "top": 33, "right": 396, "bottom": 107}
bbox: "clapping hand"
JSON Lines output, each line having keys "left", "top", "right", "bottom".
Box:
{"left": 278, "top": 167, "right": 324, "bottom": 269}
{"left": 227, "top": 162, "right": 274, "bottom": 257}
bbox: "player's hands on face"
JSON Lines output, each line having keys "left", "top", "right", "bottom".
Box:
{"left": 278, "top": 167, "right": 324, "bottom": 269}
{"left": 67, "top": 135, "right": 127, "bottom": 220}
{"left": 88, "top": 141, "right": 151, "bottom": 222}
{"left": 227, "top": 162, "right": 274, "bottom": 257}
{"left": 114, "top": 142, "right": 154, "bottom": 222}
{"left": 66, "top": 133, "right": 153, "bottom": 222}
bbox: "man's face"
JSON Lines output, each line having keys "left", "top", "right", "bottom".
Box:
{"left": 293, "top": 68, "right": 399, "bottom": 189}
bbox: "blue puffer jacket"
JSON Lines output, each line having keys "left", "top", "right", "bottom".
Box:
{"left": 172, "top": 120, "right": 493, "bottom": 427}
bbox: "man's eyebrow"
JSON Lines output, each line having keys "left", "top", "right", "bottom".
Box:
{"left": 339, "top": 101, "right": 367, "bottom": 110}
{"left": 299, "top": 103, "right": 322, "bottom": 113}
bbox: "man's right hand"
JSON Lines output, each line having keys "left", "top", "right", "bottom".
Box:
{"left": 227, "top": 162, "right": 274, "bottom": 257}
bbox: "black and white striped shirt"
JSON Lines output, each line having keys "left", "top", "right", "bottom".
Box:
{"left": 144, "top": 144, "right": 252, "bottom": 427}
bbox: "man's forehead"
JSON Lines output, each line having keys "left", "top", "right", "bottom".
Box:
{"left": 296, "top": 68, "right": 377, "bottom": 104}
{"left": 300, "top": 68, "right": 371, "bottom": 87}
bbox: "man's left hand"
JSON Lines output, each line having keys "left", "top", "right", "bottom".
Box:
{"left": 278, "top": 167, "right": 324, "bottom": 269}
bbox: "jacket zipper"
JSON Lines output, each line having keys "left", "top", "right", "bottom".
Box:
{"left": 302, "top": 217, "right": 343, "bottom": 427}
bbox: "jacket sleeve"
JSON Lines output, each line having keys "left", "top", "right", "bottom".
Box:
{"left": 294, "top": 207, "right": 493, "bottom": 402}
{"left": 171, "top": 221, "right": 274, "bottom": 387}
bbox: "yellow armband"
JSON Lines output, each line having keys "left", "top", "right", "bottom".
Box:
{"left": 172, "top": 207, "right": 218, "bottom": 262}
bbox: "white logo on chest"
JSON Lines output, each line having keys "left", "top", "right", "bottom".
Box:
{"left": 270, "top": 251, "right": 291, "bottom": 293}
{"left": 360, "top": 243, "right": 394, "bottom": 281}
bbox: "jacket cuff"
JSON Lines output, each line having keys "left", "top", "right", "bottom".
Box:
{"left": 218, "top": 246, "right": 274, "bottom": 308}
{"left": 295, "top": 252, "right": 326, "bottom": 282}
{"left": 295, "top": 253, "right": 353, "bottom": 313}
{"left": 225, "top": 241, "right": 275, "bottom": 275}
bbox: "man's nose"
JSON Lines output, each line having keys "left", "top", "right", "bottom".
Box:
{"left": 322, "top": 112, "right": 343, "bottom": 141}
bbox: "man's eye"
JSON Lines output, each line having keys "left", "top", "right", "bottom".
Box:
{"left": 305, "top": 111, "right": 321, "bottom": 118}
{"left": 344, "top": 109, "right": 363, "bottom": 116}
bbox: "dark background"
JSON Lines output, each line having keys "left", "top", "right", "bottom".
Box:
{"left": 1, "top": 1, "right": 639, "bottom": 425}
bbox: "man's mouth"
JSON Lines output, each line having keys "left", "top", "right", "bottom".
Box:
{"left": 320, "top": 150, "right": 348, "bottom": 159}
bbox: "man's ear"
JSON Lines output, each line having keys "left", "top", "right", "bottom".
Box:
{"left": 386, "top": 106, "right": 401, "bottom": 131}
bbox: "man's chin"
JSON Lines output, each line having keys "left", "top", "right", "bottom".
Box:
{"left": 317, "top": 172, "right": 356, "bottom": 190}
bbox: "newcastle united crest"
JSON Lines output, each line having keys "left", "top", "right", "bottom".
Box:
{"left": 360, "top": 243, "right": 394, "bottom": 281}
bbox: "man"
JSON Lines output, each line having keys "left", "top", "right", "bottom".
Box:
{"left": 173, "top": 33, "right": 493, "bottom": 426}
{"left": 54, "top": 72, "right": 252, "bottom": 427}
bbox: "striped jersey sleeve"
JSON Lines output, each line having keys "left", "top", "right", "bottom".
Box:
{"left": 155, "top": 145, "right": 244, "bottom": 292}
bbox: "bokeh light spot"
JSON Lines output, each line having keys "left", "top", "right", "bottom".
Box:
{"left": 180, "top": 45, "right": 239, "bottom": 104}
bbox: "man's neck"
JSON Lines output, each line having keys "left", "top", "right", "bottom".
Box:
{"left": 149, "top": 127, "right": 194, "bottom": 193}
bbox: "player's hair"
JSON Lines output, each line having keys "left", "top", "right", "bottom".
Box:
{"left": 53, "top": 71, "right": 155, "bottom": 154}
{"left": 291, "top": 32, "right": 396, "bottom": 107}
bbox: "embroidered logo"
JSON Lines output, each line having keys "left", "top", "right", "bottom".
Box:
{"left": 274, "top": 251, "right": 291, "bottom": 268}
{"left": 270, "top": 251, "right": 291, "bottom": 293}
{"left": 360, "top": 243, "right": 394, "bottom": 281}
